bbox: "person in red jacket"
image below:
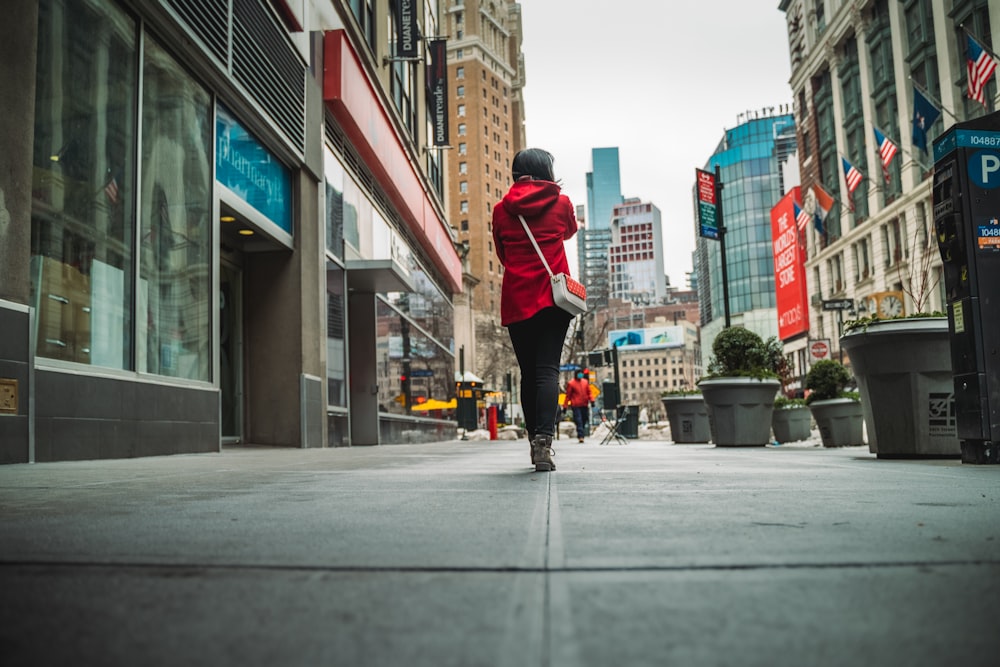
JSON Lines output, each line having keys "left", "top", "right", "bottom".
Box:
{"left": 563, "top": 371, "right": 592, "bottom": 442}
{"left": 492, "top": 148, "right": 578, "bottom": 472}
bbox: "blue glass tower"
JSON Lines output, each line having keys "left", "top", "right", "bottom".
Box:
{"left": 581, "top": 147, "right": 623, "bottom": 307}
{"left": 696, "top": 114, "right": 797, "bottom": 338}
{"left": 585, "top": 147, "right": 623, "bottom": 230}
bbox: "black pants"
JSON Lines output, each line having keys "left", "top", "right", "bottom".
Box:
{"left": 570, "top": 406, "right": 589, "bottom": 438}
{"left": 507, "top": 307, "right": 571, "bottom": 439}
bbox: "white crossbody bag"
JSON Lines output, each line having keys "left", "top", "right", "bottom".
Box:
{"left": 517, "top": 215, "right": 587, "bottom": 316}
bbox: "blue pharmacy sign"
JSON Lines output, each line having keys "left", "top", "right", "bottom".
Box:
{"left": 216, "top": 104, "right": 292, "bottom": 234}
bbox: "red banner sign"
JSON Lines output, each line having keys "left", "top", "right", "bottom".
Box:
{"left": 770, "top": 187, "right": 809, "bottom": 340}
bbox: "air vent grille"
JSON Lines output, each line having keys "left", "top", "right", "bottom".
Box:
{"left": 233, "top": 0, "right": 306, "bottom": 150}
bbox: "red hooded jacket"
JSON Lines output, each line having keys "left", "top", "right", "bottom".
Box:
{"left": 492, "top": 179, "right": 578, "bottom": 326}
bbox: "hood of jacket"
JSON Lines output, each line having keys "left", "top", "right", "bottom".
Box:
{"left": 501, "top": 179, "right": 562, "bottom": 219}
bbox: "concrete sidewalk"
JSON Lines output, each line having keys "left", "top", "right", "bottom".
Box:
{"left": 0, "top": 439, "right": 998, "bottom": 666}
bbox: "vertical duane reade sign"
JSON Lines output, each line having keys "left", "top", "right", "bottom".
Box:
{"left": 428, "top": 40, "right": 449, "bottom": 146}
{"left": 696, "top": 169, "right": 718, "bottom": 239}
{"left": 398, "top": 0, "right": 418, "bottom": 58}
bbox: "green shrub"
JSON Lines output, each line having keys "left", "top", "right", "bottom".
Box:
{"left": 843, "top": 311, "right": 948, "bottom": 333}
{"left": 804, "top": 360, "right": 855, "bottom": 403}
{"left": 661, "top": 388, "right": 701, "bottom": 397}
{"left": 774, "top": 395, "right": 807, "bottom": 409}
{"left": 704, "top": 327, "right": 782, "bottom": 380}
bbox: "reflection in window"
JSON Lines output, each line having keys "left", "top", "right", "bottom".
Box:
{"left": 349, "top": 0, "right": 375, "bottom": 51}
{"left": 326, "top": 262, "right": 347, "bottom": 408}
{"left": 138, "top": 36, "right": 212, "bottom": 380}
{"left": 342, "top": 174, "right": 361, "bottom": 253}
{"left": 324, "top": 147, "right": 345, "bottom": 259}
{"left": 31, "top": 0, "right": 137, "bottom": 368}
{"left": 376, "top": 299, "right": 455, "bottom": 419}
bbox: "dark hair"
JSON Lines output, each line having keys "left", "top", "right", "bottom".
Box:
{"left": 512, "top": 148, "right": 555, "bottom": 182}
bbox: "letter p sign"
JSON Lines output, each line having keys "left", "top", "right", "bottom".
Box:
{"left": 982, "top": 154, "right": 1000, "bottom": 179}
{"left": 969, "top": 150, "right": 1000, "bottom": 189}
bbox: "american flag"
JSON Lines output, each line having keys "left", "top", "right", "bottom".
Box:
{"left": 794, "top": 202, "right": 811, "bottom": 232}
{"left": 873, "top": 128, "right": 897, "bottom": 184}
{"left": 842, "top": 157, "right": 863, "bottom": 210}
{"left": 967, "top": 34, "right": 997, "bottom": 106}
{"left": 104, "top": 174, "right": 119, "bottom": 204}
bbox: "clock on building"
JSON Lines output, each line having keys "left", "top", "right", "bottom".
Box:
{"left": 865, "top": 295, "right": 878, "bottom": 315}
{"left": 874, "top": 291, "right": 905, "bottom": 318}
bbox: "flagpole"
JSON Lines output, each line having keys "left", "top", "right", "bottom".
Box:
{"left": 872, "top": 124, "right": 933, "bottom": 173}
{"left": 909, "top": 76, "right": 959, "bottom": 122}
{"left": 960, "top": 25, "right": 1000, "bottom": 108}
{"left": 961, "top": 24, "right": 1000, "bottom": 63}
{"left": 813, "top": 178, "right": 857, "bottom": 218}
{"left": 839, "top": 154, "right": 867, "bottom": 212}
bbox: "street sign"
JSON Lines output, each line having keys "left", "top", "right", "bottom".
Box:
{"left": 410, "top": 369, "right": 434, "bottom": 377}
{"left": 696, "top": 169, "right": 719, "bottom": 240}
{"left": 821, "top": 299, "right": 853, "bottom": 311}
{"left": 809, "top": 339, "right": 831, "bottom": 361}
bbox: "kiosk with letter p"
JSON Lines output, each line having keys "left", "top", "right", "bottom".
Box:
{"left": 932, "top": 112, "right": 1000, "bottom": 463}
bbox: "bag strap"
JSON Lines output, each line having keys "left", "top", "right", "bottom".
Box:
{"left": 517, "top": 214, "right": 555, "bottom": 278}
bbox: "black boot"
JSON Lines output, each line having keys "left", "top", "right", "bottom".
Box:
{"left": 530, "top": 435, "right": 555, "bottom": 472}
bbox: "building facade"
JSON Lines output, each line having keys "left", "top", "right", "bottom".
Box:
{"left": 609, "top": 198, "right": 667, "bottom": 304}
{"left": 0, "top": 0, "right": 463, "bottom": 463}
{"left": 444, "top": 0, "right": 524, "bottom": 317}
{"left": 612, "top": 321, "right": 702, "bottom": 418}
{"left": 442, "top": 1, "right": 525, "bottom": 392}
{"left": 585, "top": 147, "right": 624, "bottom": 231}
{"left": 579, "top": 147, "right": 623, "bottom": 309}
{"left": 779, "top": 0, "right": 996, "bottom": 365}
{"left": 695, "top": 112, "right": 797, "bottom": 364}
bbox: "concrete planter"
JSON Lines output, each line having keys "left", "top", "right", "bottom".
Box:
{"left": 699, "top": 377, "right": 780, "bottom": 447}
{"left": 772, "top": 406, "right": 812, "bottom": 443}
{"left": 808, "top": 398, "right": 865, "bottom": 447}
{"left": 841, "top": 318, "right": 960, "bottom": 458}
{"left": 661, "top": 395, "right": 711, "bottom": 443}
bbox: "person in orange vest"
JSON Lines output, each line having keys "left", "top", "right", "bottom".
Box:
{"left": 563, "top": 370, "right": 592, "bottom": 443}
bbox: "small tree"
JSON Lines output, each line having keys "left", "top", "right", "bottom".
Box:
{"left": 805, "top": 359, "right": 855, "bottom": 403}
{"left": 896, "top": 216, "right": 941, "bottom": 314}
{"left": 706, "top": 327, "right": 782, "bottom": 380}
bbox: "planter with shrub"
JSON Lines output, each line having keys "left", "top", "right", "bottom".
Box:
{"left": 771, "top": 396, "right": 812, "bottom": 443}
{"left": 698, "top": 327, "right": 781, "bottom": 447}
{"left": 660, "top": 391, "right": 711, "bottom": 443}
{"left": 805, "top": 359, "right": 864, "bottom": 448}
{"left": 840, "top": 316, "right": 959, "bottom": 458}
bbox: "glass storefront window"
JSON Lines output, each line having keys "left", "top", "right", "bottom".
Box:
{"left": 138, "top": 36, "right": 212, "bottom": 380}
{"left": 376, "top": 299, "right": 454, "bottom": 419}
{"left": 324, "top": 147, "right": 345, "bottom": 260}
{"left": 30, "top": 0, "right": 137, "bottom": 368}
{"left": 326, "top": 261, "right": 347, "bottom": 408}
{"left": 342, "top": 174, "right": 362, "bottom": 254}
{"left": 385, "top": 261, "right": 454, "bottom": 353}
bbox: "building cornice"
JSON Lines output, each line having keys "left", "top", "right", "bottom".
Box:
{"left": 788, "top": 0, "right": 861, "bottom": 90}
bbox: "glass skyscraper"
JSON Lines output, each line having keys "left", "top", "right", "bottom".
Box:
{"left": 585, "top": 147, "right": 623, "bottom": 230}
{"left": 581, "top": 147, "right": 623, "bottom": 308}
{"left": 696, "top": 114, "right": 797, "bottom": 346}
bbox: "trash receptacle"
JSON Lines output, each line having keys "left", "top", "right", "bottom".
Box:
{"left": 618, "top": 405, "right": 639, "bottom": 439}
{"left": 602, "top": 381, "right": 619, "bottom": 408}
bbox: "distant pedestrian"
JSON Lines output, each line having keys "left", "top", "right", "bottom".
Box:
{"left": 492, "top": 148, "right": 579, "bottom": 472}
{"left": 563, "top": 371, "right": 592, "bottom": 442}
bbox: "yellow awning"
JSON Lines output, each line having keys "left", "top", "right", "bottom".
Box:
{"left": 410, "top": 398, "right": 457, "bottom": 412}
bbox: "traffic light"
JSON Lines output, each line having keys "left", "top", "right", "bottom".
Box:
{"left": 400, "top": 361, "right": 412, "bottom": 407}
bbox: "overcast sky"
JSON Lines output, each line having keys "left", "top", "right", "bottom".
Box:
{"left": 518, "top": 1, "right": 793, "bottom": 285}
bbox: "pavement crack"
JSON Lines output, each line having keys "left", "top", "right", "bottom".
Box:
{"left": 2, "top": 558, "right": 999, "bottom": 575}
